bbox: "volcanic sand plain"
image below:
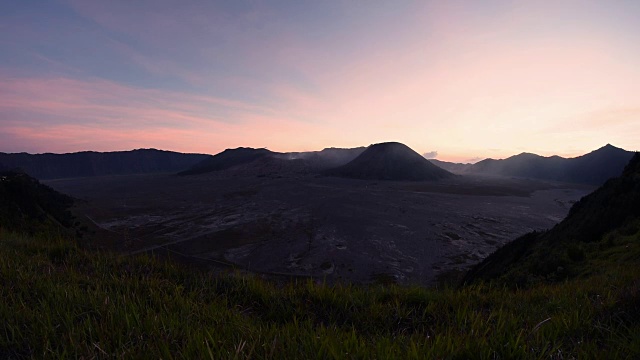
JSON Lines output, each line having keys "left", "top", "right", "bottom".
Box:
{"left": 46, "top": 171, "right": 593, "bottom": 286}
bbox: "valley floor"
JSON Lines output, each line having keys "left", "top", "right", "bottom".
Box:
{"left": 46, "top": 173, "right": 593, "bottom": 285}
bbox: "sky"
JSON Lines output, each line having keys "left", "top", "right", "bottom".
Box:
{"left": 1, "top": 0, "right": 639, "bottom": 162}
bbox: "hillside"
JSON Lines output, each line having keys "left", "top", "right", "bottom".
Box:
{"left": 282, "top": 147, "right": 367, "bottom": 169}
{"left": 464, "top": 152, "right": 640, "bottom": 286}
{"left": 2, "top": 231, "right": 637, "bottom": 359}
{"left": 0, "top": 149, "right": 210, "bottom": 180}
{"left": 325, "top": 142, "right": 453, "bottom": 181}
{"left": 179, "top": 147, "right": 275, "bottom": 175}
{"left": 467, "top": 144, "right": 634, "bottom": 185}
{"left": 0, "top": 170, "right": 74, "bottom": 233}
{"left": 181, "top": 147, "right": 367, "bottom": 176}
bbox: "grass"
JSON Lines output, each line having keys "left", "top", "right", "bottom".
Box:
{"left": 1, "top": 227, "right": 639, "bottom": 359}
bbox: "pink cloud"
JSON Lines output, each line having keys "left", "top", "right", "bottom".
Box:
{"left": 4, "top": 2, "right": 640, "bottom": 159}
{"left": 0, "top": 74, "right": 273, "bottom": 128}
{"left": 2, "top": 124, "right": 205, "bottom": 153}
{"left": 0, "top": 73, "right": 339, "bottom": 154}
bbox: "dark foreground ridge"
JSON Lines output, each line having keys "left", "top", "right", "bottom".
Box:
{"left": 0, "top": 170, "right": 74, "bottom": 233}
{"left": 464, "top": 152, "right": 640, "bottom": 286}
{"left": 325, "top": 142, "right": 454, "bottom": 181}
{"left": 0, "top": 149, "right": 210, "bottom": 180}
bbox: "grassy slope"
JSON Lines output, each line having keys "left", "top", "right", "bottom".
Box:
{"left": 0, "top": 171, "right": 73, "bottom": 234}
{"left": 1, "top": 158, "right": 639, "bottom": 358}
{"left": 1, "top": 228, "right": 638, "bottom": 359}
{"left": 464, "top": 153, "right": 640, "bottom": 287}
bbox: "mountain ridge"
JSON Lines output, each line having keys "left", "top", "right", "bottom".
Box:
{"left": 431, "top": 144, "right": 634, "bottom": 185}
{"left": 179, "top": 146, "right": 368, "bottom": 176}
{"left": 464, "top": 152, "right": 640, "bottom": 286}
{"left": 178, "top": 147, "right": 275, "bottom": 175}
{"left": 0, "top": 148, "right": 211, "bottom": 180}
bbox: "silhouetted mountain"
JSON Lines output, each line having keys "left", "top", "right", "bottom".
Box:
{"left": 564, "top": 144, "right": 636, "bottom": 184}
{"left": 428, "top": 159, "right": 474, "bottom": 174}
{"left": 470, "top": 152, "right": 565, "bottom": 178}
{"left": 0, "top": 170, "right": 74, "bottom": 233}
{"left": 214, "top": 156, "right": 312, "bottom": 177}
{"left": 179, "top": 147, "right": 275, "bottom": 175}
{"left": 0, "top": 149, "right": 210, "bottom": 180}
{"left": 325, "top": 142, "right": 454, "bottom": 181}
{"left": 281, "top": 147, "right": 367, "bottom": 169}
{"left": 466, "top": 144, "right": 634, "bottom": 185}
{"left": 180, "top": 147, "right": 367, "bottom": 177}
{"left": 464, "top": 152, "right": 640, "bottom": 287}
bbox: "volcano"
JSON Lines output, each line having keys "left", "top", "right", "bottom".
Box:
{"left": 325, "top": 142, "right": 453, "bottom": 181}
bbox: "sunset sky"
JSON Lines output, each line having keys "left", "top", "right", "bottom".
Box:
{"left": 1, "top": 1, "right": 639, "bottom": 162}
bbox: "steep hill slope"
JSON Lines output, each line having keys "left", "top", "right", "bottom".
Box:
{"left": 0, "top": 149, "right": 210, "bottom": 180}
{"left": 464, "top": 152, "right": 640, "bottom": 286}
{"left": 325, "top": 142, "right": 453, "bottom": 181}
{"left": 468, "top": 144, "right": 634, "bottom": 185}
{"left": 0, "top": 170, "right": 74, "bottom": 233}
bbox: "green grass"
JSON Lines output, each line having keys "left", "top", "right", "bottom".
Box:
{"left": 1, "top": 228, "right": 638, "bottom": 359}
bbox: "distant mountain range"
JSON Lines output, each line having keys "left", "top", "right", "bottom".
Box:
{"left": 0, "top": 149, "right": 210, "bottom": 180}
{"left": 178, "top": 142, "right": 453, "bottom": 181}
{"left": 2, "top": 143, "right": 633, "bottom": 184}
{"left": 179, "top": 146, "right": 367, "bottom": 176}
{"left": 428, "top": 159, "right": 473, "bottom": 174}
{"left": 280, "top": 147, "right": 367, "bottom": 169}
{"left": 464, "top": 151, "right": 640, "bottom": 287}
{"left": 324, "top": 142, "right": 453, "bottom": 181}
{"left": 430, "top": 144, "right": 635, "bottom": 185}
